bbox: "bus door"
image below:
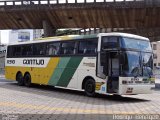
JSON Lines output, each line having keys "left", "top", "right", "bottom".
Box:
{"left": 107, "top": 51, "right": 119, "bottom": 93}
{"left": 96, "top": 51, "right": 119, "bottom": 93}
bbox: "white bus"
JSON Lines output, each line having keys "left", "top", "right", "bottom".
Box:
{"left": 5, "top": 33, "right": 155, "bottom": 96}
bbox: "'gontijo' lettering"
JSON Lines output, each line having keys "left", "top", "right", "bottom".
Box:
{"left": 23, "top": 59, "right": 44, "bottom": 65}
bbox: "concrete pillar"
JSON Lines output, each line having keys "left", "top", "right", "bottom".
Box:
{"left": 42, "top": 20, "right": 56, "bottom": 37}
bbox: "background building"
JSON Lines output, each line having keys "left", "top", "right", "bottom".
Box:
{"left": 8, "top": 29, "right": 44, "bottom": 43}
{"left": 33, "top": 29, "right": 44, "bottom": 39}
{"left": 151, "top": 42, "right": 160, "bottom": 68}
{"left": 0, "top": 44, "right": 6, "bottom": 69}
{"left": 0, "top": 31, "right": 6, "bottom": 69}
{"left": 0, "top": 29, "right": 43, "bottom": 69}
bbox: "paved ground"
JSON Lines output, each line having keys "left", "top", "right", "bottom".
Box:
{"left": 0, "top": 76, "right": 160, "bottom": 119}
{"left": 0, "top": 69, "right": 4, "bottom": 78}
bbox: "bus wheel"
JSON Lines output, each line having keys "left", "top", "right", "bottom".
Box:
{"left": 84, "top": 79, "right": 95, "bottom": 97}
{"left": 24, "top": 73, "right": 31, "bottom": 87}
{"left": 16, "top": 72, "right": 24, "bottom": 86}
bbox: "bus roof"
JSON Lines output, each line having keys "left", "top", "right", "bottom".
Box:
{"left": 99, "top": 32, "right": 149, "bottom": 41}
{"left": 8, "top": 32, "right": 149, "bottom": 46}
{"left": 8, "top": 34, "right": 97, "bottom": 46}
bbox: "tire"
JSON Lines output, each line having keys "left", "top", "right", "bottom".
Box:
{"left": 113, "top": 94, "right": 122, "bottom": 98}
{"left": 84, "top": 79, "right": 95, "bottom": 97}
{"left": 16, "top": 72, "right": 24, "bottom": 86}
{"left": 24, "top": 73, "right": 31, "bottom": 87}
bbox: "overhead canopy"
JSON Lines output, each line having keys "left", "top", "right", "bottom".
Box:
{"left": 0, "top": 0, "right": 160, "bottom": 41}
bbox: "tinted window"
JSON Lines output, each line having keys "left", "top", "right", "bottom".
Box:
{"left": 22, "top": 45, "right": 33, "bottom": 56}
{"left": 60, "top": 42, "right": 76, "bottom": 55}
{"left": 13, "top": 46, "right": 22, "bottom": 57}
{"left": 7, "top": 46, "right": 13, "bottom": 58}
{"left": 33, "top": 43, "right": 46, "bottom": 56}
{"left": 78, "top": 40, "right": 97, "bottom": 54}
{"left": 102, "top": 37, "right": 119, "bottom": 50}
{"left": 46, "top": 42, "right": 60, "bottom": 56}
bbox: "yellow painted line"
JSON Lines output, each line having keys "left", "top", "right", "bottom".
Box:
{"left": 0, "top": 101, "right": 140, "bottom": 114}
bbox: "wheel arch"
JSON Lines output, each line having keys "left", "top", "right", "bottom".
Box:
{"left": 82, "top": 76, "right": 95, "bottom": 89}
{"left": 24, "top": 71, "right": 31, "bottom": 77}
{"left": 16, "top": 71, "right": 22, "bottom": 81}
{"left": 24, "top": 71, "right": 32, "bottom": 87}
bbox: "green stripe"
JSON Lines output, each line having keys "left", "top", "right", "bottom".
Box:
{"left": 48, "top": 57, "right": 83, "bottom": 87}
{"left": 48, "top": 57, "right": 71, "bottom": 86}
{"left": 56, "top": 57, "right": 83, "bottom": 87}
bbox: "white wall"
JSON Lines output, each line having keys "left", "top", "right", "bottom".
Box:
{"left": 0, "top": 30, "right": 10, "bottom": 44}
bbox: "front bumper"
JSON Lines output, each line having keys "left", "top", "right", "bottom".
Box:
{"left": 119, "top": 84, "right": 155, "bottom": 95}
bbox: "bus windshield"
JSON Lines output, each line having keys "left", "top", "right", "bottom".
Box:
{"left": 120, "top": 37, "right": 152, "bottom": 51}
{"left": 101, "top": 36, "right": 153, "bottom": 77}
{"left": 122, "top": 51, "right": 153, "bottom": 77}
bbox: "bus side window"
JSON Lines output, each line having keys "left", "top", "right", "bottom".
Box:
{"left": 78, "top": 40, "right": 97, "bottom": 55}
{"left": 13, "top": 46, "right": 22, "bottom": 57}
{"left": 22, "top": 45, "right": 33, "bottom": 56}
{"left": 33, "top": 43, "right": 46, "bottom": 56}
{"left": 60, "top": 42, "right": 76, "bottom": 55}
{"left": 7, "top": 46, "right": 13, "bottom": 58}
{"left": 46, "top": 42, "right": 60, "bottom": 56}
